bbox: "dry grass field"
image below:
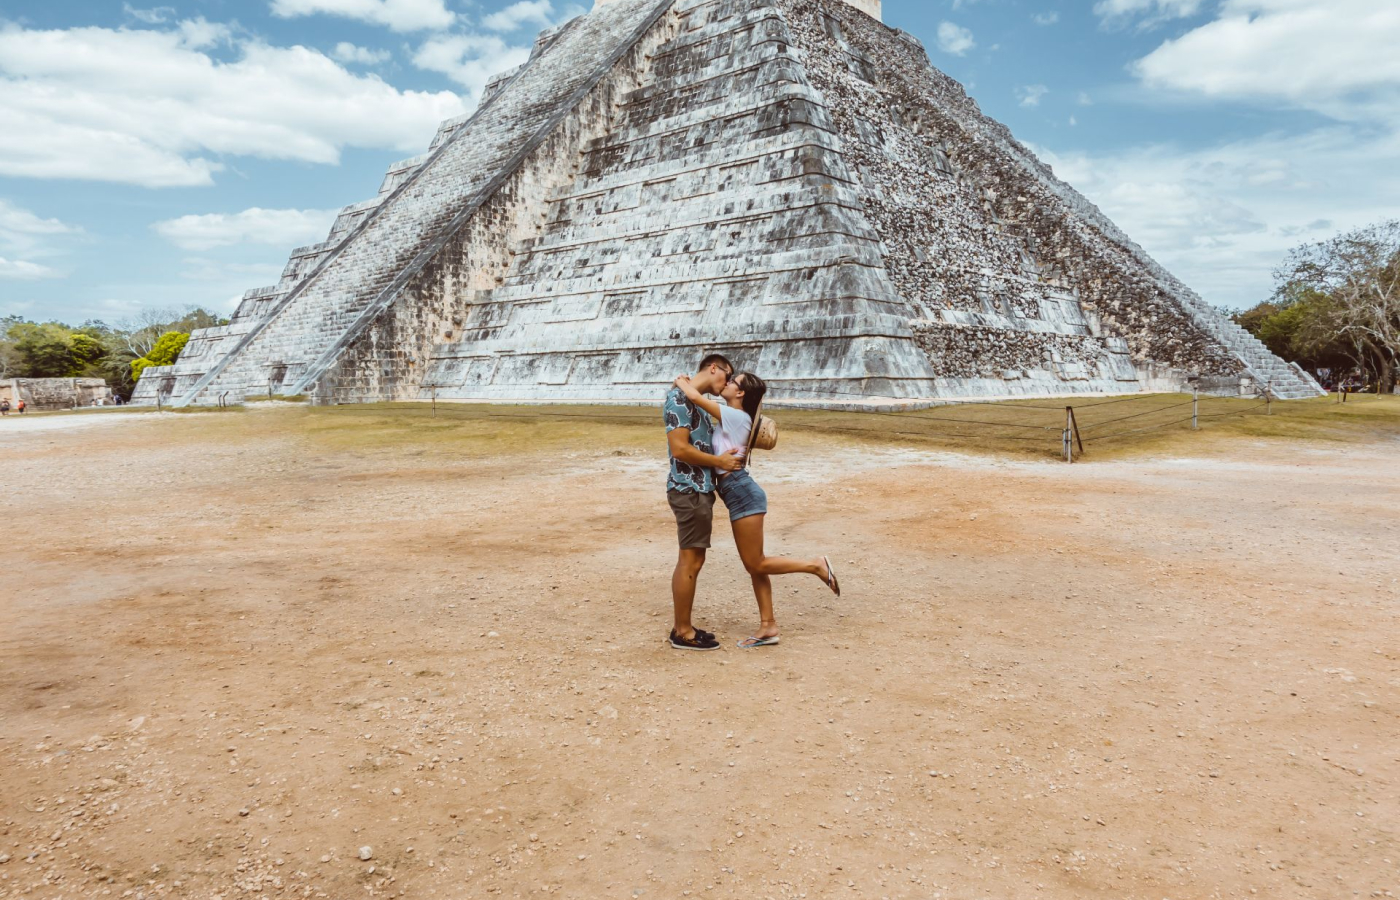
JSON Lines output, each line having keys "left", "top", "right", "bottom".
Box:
{"left": 1, "top": 396, "right": 1397, "bottom": 900}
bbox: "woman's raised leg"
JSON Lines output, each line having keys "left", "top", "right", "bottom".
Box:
{"left": 730, "top": 514, "right": 828, "bottom": 579}
{"left": 730, "top": 515, "right": 835, "bottom": 640}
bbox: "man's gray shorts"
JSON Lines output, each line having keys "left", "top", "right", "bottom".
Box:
{"left": 667, "top": 490, "right": 716, "bottom": 550}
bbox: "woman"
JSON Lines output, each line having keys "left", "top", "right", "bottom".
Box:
{"left": 673, "top": 372, "right": 840, "bottom": 647}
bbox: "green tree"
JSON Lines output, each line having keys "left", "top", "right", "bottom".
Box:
{"left": 0, "top": 308, "right": 222, "bottom": 399}
{"left": 1275, "top": 219, "right": 1400, "bottom": 392}
{"left": 131, "top": 331, "right": 190, "bottom": 381}
{"left": 70, "top": 333, "right": 105, "bottom": 367}
{"left": 1232, "top": 301, "right": 1282, "bottom": 343}
{"left": 10, "top": 322, "right": 76, "bottom": 377}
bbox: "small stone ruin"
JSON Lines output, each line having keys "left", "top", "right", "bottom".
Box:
{"left": 2, "top": 378, "right": 114, "bottom": 410}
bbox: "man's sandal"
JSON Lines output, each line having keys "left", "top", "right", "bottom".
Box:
{"left": 823, "top": 556, "right": 841, "bottom": 597}
{"left": 669, "top": 629, "right": 721, "bottom": 651}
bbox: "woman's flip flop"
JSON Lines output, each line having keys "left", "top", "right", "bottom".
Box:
{"left": 737, "top": 635, "right": 780, "bottom": 648}
{"left": 823, "top": 556, "right": 841, "bottom": 597}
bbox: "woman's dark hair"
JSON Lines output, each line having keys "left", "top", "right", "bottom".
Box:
{"left": 735, "top": 371, "right": 767, "bottom": 419}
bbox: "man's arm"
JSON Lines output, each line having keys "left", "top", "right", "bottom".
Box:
{"left": 668, "top": 428, "right": 742, "bottom": 472}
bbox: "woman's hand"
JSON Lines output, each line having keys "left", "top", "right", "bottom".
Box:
{"left": 674, "top": 374, "right": 701, "bottom": 400}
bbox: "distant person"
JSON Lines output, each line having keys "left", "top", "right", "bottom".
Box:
{"left": 1, "top": 399, "right": 9, "bottom": 416}
{"left": 662, "top": 354, "right": 744, "bottom": 651}
{"left": 673, "top": 371, "right": 840, "bottom": 648}
{"left": 16, "top": 399, "right": 25, "bottom": 414}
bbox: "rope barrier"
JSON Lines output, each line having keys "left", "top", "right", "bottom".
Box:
{"left": 876, "top": 411, "right": 1061, "bottom": 431}
{"left": 773, "top": 382, "right": 1146, "bottom": 411}
{"left": 1197, "top": 402, "right": 1268, "bottom": 419}
{"left": 783, "top": 422, "right": 1055, "bottom": 443}
{"left": 1083, "top": 401, "right": 1270, "bottom": 442}
{"left": 1081, "top": 415, "right": 1197, "bottom": 443}
{"left": 315, "top": 391, "right": 1283, "bottom": 458}
{"left": 1076, "top": 399, "right": 1197, "bottom": 432}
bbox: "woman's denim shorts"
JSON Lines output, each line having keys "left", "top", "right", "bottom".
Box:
{"left": 717, "top": 468, "right": 768, "bottom": 521}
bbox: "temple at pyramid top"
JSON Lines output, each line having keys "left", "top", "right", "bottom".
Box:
{"left": 133, "top": 0, "right": 1322, "bottom": 408}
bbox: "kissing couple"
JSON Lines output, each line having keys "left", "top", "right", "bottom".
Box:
{"left": 662, "top": 353, "right": 840, "bottom": 651}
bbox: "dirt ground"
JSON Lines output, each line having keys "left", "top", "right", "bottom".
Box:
{"left": 1, "top": 405, "right": 1397, "bottom": 900}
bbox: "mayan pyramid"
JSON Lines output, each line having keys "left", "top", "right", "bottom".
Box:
{"left": 133, "top": 0, "right": 1324, "bottom": 408}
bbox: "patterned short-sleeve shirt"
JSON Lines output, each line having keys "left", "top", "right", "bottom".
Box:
{"left": 663, "top": 387, "right": 716, "bottom": 494}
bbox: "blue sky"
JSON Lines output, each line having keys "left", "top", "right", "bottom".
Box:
{"left": 1, "top": 0, "right": 1396, "bottom": 326}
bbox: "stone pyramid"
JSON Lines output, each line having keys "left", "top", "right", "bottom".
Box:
{"left": 136, "top": 0, "right": 1324, "bottom": 409}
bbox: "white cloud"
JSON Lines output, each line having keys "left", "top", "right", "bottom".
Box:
{"left": 1032, "top": 12, "right": 1060, "bottom": 26}
{"left": 269, "top": 0, "right": 455, "bottom": 32}
{"left": 0, "top": 22, "right": 467, "bottom": 188}
{"left": 0, "top": 200, "right": 79, "bottom": 280}
{"left": 1063, "top": 0, "right": 1400, "bottom": 310}
{"left": 0, "top": 200, "right": 80, "bottom": 249}
{"left": 1132, "top": 0, "right": 1400, "bottom": 125}
{"left": 332, "top": 42, "right": 392, "bottom": 64}
{"left": 1095, "top": 0, "right": 1204, "bottom": 28}
{"left": 0, "top": 257, "right": 57, "bottom": 281}
{"left": 123, "top": 4, "right": 175, "bottom": 24}
{"left": 152, "top": 207, "right": 341, "bottom": 251}
{"left": 1035, "top": 126, "right": 1400, "bottom": 307}
{"left": 1077, "top": 91, "right": 1094, "bottom": 106}
{"left": 413, "top": 33, "right": 531, "bottom": 101}
{"left": 482, "top": 0, "right": 556, "bottom": 32}
{"left": 177, "top": 17, "right": 234, "bottom": 49}
{"left": 1018, "top": 84, "right": 1050, "bottom": 107}
{"left": 936, "top": 22, "right": 975, "bottom": 57}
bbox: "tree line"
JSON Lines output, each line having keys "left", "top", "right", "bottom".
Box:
{"left": 1234, "top": 219, "right": 1400, "bottom": 393}
{"left": 0, "top": 307, "right": 225, "bottom": 400}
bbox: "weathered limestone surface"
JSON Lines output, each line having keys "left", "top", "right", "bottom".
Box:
{"left": 151, "top": 0, "right": 1321, "bottom": 409}
{"left": 422, "top": 0, "right": 936, "bottom": 401}
{"left": 777, "top": 0, "right": 1319, "bottom": 399}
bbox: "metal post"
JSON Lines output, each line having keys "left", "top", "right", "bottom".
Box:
{"left": 1193, "top": 388, "right": 1199, "bottom": 430}
{"left": 268, "top": 382, "right": 274, "bottom": 402}
{"left": 156, "top": 393, "right": 162, "bottom": 412}
{"left": 432, "top": 387, "right": 438, "bottom": 418}
{"left": 1064, "top": 406, "right": 1073, "bottom": 463}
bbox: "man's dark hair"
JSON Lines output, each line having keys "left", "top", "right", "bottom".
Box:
{"left": 735, "top": 371, "right": 767, "bottom": 419}
{"left": 698, "top": 353, "right": 733, "bottom": 373}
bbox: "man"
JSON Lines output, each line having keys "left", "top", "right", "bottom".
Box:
{"left": 663, "top": 353, "right": 743, "bottom": 650}
{"left": 16, "top": 399, "right": 25, "bottom": 414}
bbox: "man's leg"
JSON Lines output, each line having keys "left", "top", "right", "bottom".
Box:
{"left": 671, "top": 548, "right": 706, "bottom": 641}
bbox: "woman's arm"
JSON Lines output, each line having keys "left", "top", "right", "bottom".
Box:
{"left": 674, "top": 375, "right": 724, "bottom": 420}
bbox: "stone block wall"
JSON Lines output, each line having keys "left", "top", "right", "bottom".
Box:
{"left": 419, "top": 0, "right": 938, "bottom": 402}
